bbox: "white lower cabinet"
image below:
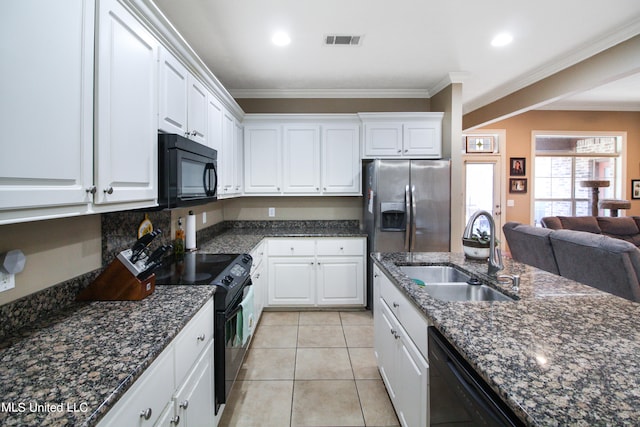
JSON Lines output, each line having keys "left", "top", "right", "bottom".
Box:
{"left": 250, "top": 241, "right": 267, "bottom": 323}
{"left": 267, "top": 237, "right": 366, "bottom": 307}
{"left": 373, "top": 265, "right": 429, "bottom": 427}
{"left": 98, "top": 299, "right": 215, "bottom": 427}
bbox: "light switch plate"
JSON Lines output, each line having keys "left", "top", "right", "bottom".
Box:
{"left": 202, "top": 212, "right": 207, "bottom": 224}
{"left": 507, "top": 199, "right": 515, "bottom": 207}
{"left": 0, "top": 271, "right": 15, "bottom": 292}
{"left": 268, "top": 207, "right": 275, "bottom": 217}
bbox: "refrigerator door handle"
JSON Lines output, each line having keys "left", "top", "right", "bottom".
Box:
{"left": 404, "top": 185, "right": 411, "bottom": 251}
{"left": 410, "top": 185, "right": 417, "bottom": 251}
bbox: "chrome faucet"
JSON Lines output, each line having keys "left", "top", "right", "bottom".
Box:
{"left": 463, "top": 210, "right": 503, "bottom": 276}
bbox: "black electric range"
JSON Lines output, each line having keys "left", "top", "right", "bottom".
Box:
{"left": 153, "top": 251, "right": 253, "bottom": 414}
{"left": 154, "top": 252, "right": 252, "bottom": 310}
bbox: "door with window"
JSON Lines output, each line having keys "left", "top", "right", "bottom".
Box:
{"left": 462, "top": 131, "right": 505, "bottom": 242}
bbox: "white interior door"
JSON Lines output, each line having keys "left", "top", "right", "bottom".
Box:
{"left": 463, "top": 157, "right": 503, "bottom": 241}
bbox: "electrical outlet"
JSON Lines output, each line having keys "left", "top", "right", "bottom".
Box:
{"left": 202, "top": 212, "right": 207, "bottom": 224}
{"left": 268, "top": 207, "right": 276, "bottom": 217}
{"left": 0, "top": 271, "right": 15, "bottom": 292}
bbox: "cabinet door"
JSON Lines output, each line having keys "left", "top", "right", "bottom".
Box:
{"left": 244, "top": 126, "right": 282, "bottom": 194}
{"left": 219, "top": 111, "right": 235, "bottom": 196}
{"left": 322, "top": 125, "right": 361, "bottom": 194}
{"left": 283, "top": 125, "right": 320, "bottom": 194}
{"left": 317, "top": 257, "right": 364, "bottom": 305}
{"left": 364, "top": 123, "right": 403, "bottom": 157}
{"left": 234, "top": 122, "right": 244, "bottom": 194}
{"left": 375, "top": 300, "right": 400, "bottom": 402}
{"left": 187, "top": 75, "right": 208, "bottom": 145}
{"left": 94, "top": 0, "right": 158, "bottom": 206}
{"left": 158, "top": 47, "right": 188, "bottom": 136}
{"left": 175, "top": 344, "right": 214, "bottom": 427}
{"left": 403, "top": 122, "right": 441, "bottom": 158}
{"left": 0, "top": 0, "right": 93, "bottom": 222}
{"left": 396, "top": 330, "right": 429, "bottom": 427}
{"left": 268, "top": 257, "right": 315, "bottom": 305}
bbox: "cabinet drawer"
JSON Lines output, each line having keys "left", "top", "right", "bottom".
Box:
{"left": 316, "top": 238, "right": 365, "bottom": 256}
{"left": 268, "top": 239, "right": 315, "bottom": 256}
{"left": 175, "top": 298, "right": 214, "bottom": 386}
{"left": 97, "top": 347, "right": 174, "bottom": 427}
{"left": 380, "top": 277, "right": 428, "bottom": 359}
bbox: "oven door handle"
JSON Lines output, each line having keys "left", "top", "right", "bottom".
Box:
{"left": 225, "top": 302, "right": 243, "bottom": 320}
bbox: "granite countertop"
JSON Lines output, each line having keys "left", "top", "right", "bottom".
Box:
{"left": 0, "top": 223, "right": 364, "bottom": 427}
{"left": 0, "top": 286, "right": 215, "bottom": 427}
{"left": 372, "top": 252, "right": 640, "bottom": 426}
{"left": 198, "top": 225, "right": 366, "bottom": 254}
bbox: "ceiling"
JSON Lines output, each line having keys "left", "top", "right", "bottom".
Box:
{"left": 152, "top": 0, "right": 640, "bottom": 114}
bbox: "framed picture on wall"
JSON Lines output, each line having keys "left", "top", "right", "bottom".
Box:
{"left": 510, "top": 178, "right": 527, "bottom": 193}
{"left": 632, "top": 180, "right": 640, "bottom": 200}
{"left": 510, "top": 157, "right": 526, "bottom": 176}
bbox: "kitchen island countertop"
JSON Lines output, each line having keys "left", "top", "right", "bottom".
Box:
{"left": 372, "top": 252, "right": 640, "bottom": 426}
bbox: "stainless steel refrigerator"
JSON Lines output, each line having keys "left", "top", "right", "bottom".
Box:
{"left": 363, "top": 159, "right": 451, "bottom": 307}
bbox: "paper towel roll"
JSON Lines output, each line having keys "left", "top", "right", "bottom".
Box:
{"left": 185, "top": 211, "right": 196, "bottom": 250}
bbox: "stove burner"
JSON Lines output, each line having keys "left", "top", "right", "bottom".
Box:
{"left": 200, "top": 254, "right": 233, "bottom": 264}
{"left": 184, "top": 272, "right": 213, "bottom": 282}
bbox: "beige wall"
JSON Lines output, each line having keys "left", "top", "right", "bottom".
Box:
{"left": 237, "top": 98, "right": 430, "bottom": 113}
{"left": 0, "top": 215, "right": 102, "bottom": 305}
{"left": 222, "top": 197, "right": 362, "bottom": 222}
{"left": 479, "top": 110, "right": 640, "bottom": 225}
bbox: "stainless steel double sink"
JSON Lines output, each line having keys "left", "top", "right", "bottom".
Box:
{"left": 398, "top": 265, "right": 513, "bottom": 302}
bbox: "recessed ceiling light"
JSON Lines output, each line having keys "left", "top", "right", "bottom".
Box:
{"left": 272, "top": 31, "right": 291, "bottom": 46}
{"left": 491, "top": 32, "right": 513, "bottom": 47}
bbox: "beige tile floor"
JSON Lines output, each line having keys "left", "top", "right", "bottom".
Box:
{"left": 219, "top": 310, "right": 400, "bottom": 427}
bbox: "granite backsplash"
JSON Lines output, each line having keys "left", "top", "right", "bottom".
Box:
{"left": 1, "top": 215, "right": 361, "bottom": 340}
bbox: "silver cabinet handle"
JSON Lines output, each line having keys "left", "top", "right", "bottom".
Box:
{"left": 170, "top": 414, "right": 180, "bottom": 425}
{"left": 197, "top": 333, "right": 205, "bottom": 341}
{"left": 191, "top": 130, "right": 197, "bottom": 137}
{"left": 179, "top": 400, "right": 189, "bottom": 410}
{"left": 85, "top": 186, "right": 96, "bottom": 194}
{"left": 184, "top": 131, "right": 190, "bottom": 137}
{"left": 393, "top": 302, "right": 399, "bottom": 308}
{"left": 397, "top": 149, "right": 401, "bottom": 153}
{"left": 104, "top": 186, "right": 113, "bottom": 194}
{"left": 139, "top": 408, "right": 152, "bottom": 420}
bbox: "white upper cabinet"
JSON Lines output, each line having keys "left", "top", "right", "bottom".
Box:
{"left": 219, "top": 111, "right": 244, "bottom": 197}
{"left": 322, "top": 124, "right": 361, "bottom": 194}
{"left": 283, "top": 125, "right": 321, "bottom": 194}
{"left": 361, "top": 113, "right": 443, "bottom": 159}
{"left": 94, "top": 0, "right": 159, "bottom": 207}
{"left": 242, "top": 116, "right": 362, "bottom": 196}
{"left": 158, "top": 47, "right": 188, "bottom": 136}
{"left": 244, "top": 125, "right": 282, "bottom": 194}
{"left": 187, "top": 75, "right": 208, "bottom": 145}
{"left": 0, "top": 0, "right": 94, "bottom": 224}
{"left": 158, "top": 46, "right": 208, "bottom": 144}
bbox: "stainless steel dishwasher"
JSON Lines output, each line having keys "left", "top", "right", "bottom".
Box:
{"left": 428, "top": 327, "right": 524, "bottom": 426}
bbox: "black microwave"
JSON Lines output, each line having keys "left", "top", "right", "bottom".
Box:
{"left": 158, "top": 133, "right": 218, "bottom": 208}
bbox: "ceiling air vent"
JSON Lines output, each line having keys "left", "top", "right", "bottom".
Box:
{"left": 324, "top": 35, "right": 362, "bottom": 46}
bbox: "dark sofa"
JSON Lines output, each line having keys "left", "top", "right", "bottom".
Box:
{"left": 541, "top": 216, "right": 640, "bottom": 247}
{"left": 503, "top": 221, "right": 640, "bottom": 302}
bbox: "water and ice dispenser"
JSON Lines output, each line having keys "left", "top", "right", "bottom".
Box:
{"left": 380, "top": 202, "right": 406, "bottom": 231}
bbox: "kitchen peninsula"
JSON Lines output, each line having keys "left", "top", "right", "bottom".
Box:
{"left": 0, "top": 221, "right": 365, "bottom": 427}
{"left": 373, "top": 251, "right": 640, "bottom": 425}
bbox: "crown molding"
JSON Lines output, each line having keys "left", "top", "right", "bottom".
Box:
{"left": 428, "top": 72, "right": 469, "bottom": 96}
{"left": 464, "top": 18, "right": 640, "bottom": 114}
{"left": 229, "top": 88, "right": 430, "bottom": 99}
